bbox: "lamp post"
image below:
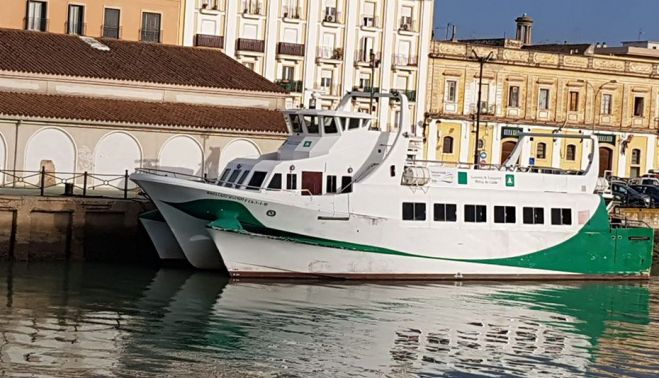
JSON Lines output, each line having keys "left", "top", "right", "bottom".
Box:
{"left": 472, "top": 50, "right": 494, "bottom": 168}
{"left": 368, "top": 49, "right": 381, "bottom": 116}
{"left": 577, "top": 79, "right": 617, "bottom": 133}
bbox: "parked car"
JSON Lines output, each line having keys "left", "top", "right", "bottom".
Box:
{"left": 631, "top": 185, "right": 659, "bottom": 207}
{"left": 629, "top": 177, "right": 659, "bottom": 186}
{"left": 611, "top": 181, "right": 652, "bottom": 208}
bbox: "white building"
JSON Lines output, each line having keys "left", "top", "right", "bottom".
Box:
{"left": 182, "top": 0, "right": 434, "bottom": 134}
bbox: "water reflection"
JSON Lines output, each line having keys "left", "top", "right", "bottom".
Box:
{"left": 0, "top": 263, "right": 658, "bottom": 377}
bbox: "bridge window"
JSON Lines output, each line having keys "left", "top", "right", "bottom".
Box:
{"left": 219, "top": 168, "right": 231, "bottom": 184}
{"left": 434, "top": 203, "right": 456, "bottom": 222}
{"left": 286, "top": 173, "right": 297, "bottom": 190}
{"left": 290, "top": 114, "right": 303, "bottom": 133}
{"left": 523, "top": 207, "right": 544, "bottom": 224}
{"left": 235, "top": 170, "right": 250, "bottom": 188}
{"left": 246, "top": 171, "right": 267, "bottom": 190}
{"left": 303, "top": 116, "right": 319, "bottom": 134}
{"left": 267, "top": 173, "right": 282, "bottom": 189}
{"left": 326, "top": 175, "right": 337, "bottom": 193}
{"left": 402, "top": 202, "right": 426, "bottom": 221}
{"left": 323, "top": 116, "right": 338, "bottom": 134}
{"left": 464, "top": 204, "right": 486, "bottom": 223}
{"left": 494, "top": 206, "right": 516, "bottom": 224}
{"left": 551, "top": 208, "right": 572, "bottom": 225}
{"left": 341, "top": 176, "right": 352, "bottom": 193}
{"left": 224, "top": 169, "right": 241, "bottom": 187}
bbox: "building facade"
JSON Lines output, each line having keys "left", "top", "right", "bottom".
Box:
{"left": 0, "top": 0, "right": 184, "bottom": 44}
{"left": 181, "top": 0, "right": 434, "bottom": 134}
{"left": 425, "top": 27, "right": 659, "bottom": 178}
{"left": 0, "top": 29, "right": 290, "bottom": 190}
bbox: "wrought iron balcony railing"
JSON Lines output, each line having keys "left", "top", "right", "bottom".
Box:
{"left": 25, "top": 17, "right": 48, "bottom": 32}
{"left": 276, "top": 80, "right": 303, "bottom": 92}
{"left": 236, "top": 38, "right": 265, "bottom": 52}
{"left": 194, "top": 34, "right": 224, "bottom": 49}
{"left": 102, "top": 25, "right": 121, "bottom": 39}
{"left": 282, "top": 6, "right": 302, "bottom": 19}
{"left": 322, "top": 8, "right": 342, "bottom": 23}
{"left": 140, "top": 29, "right": 161, "bottom": 43}
{"left": 317, "top": 46, "right": 344, "bottom": 60}
{"left": 277, "top": 42, "right": 305, "bottom": 56}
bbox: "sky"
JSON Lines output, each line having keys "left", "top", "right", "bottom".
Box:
{"left": 433, "top": 0, "right": 659, "bottom": 46}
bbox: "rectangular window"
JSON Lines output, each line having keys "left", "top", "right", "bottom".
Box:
{"left": 103, "top": 8, "right": 120, "bottom": 38}
{"left": 569, "top": 91, "right": 579, "bottom": 112}
{"left": 359, "top": 73, "right": 372, "bottom": 89}
{"left": 402, "top": 202, "right": 426, "bottom": 221}
{"left": 320, "top": 70, "right": 333, "bottom": 89}
{"left": 601, "top": 94, "right": 612, "bottom": 115}
{"left": 446, "top": 80, "right": 457, "bottom": 103}
{"left": 434, "top": 203, "right": 457, "bottom": 222}
{"left": 26, "top": 1, "right": 47, "bottom": 31}
{"left": 341, "top": 176, "right": 353, "bottom": 193}
{"left": 523, "top": 207, "right": 544, "bottom": 224}
{"left": 286, "top": 173, "right": 297, "bottom": 190}
{"left": 633, "top": 96, "right": 644, "bottom": 117}
{"left": 508, "top": 85, "right": 519, "bottom": 108}
{"left": 326, "top": 175, "right": 337, "bottom": 193}
{"left": 236, "top": 170, "right": 250, "bottom": 188}
{"left": 267, "top": 173, "right": 282, "bottom": 190}
{"left": 141, "top": 12, "right": 161, "bottom": 43}
{"left": 464, "top": 204, "right": 486, "bottom": 223}
{"left": 219, "top": 168, "right": 231, "bottom": 184}
{"left": 246, "top": 171, "right": 267, "bottom": 190}
{"left": 67, "top": 5, "right": 84, "bottom": 35}
{"left": 539, "top": 88, "right": 550, "bottom": 110}
{"left": 494, "top": 206, "right": 516, "bottom": 224}
{"left": 281, "top": 66, "right": 295, "bottom": 81}
{"left": 551, "top": 208, "right": 572, "bottom": 225}
{"left": 224, "top": 169, "right": 241, "bottom": 187}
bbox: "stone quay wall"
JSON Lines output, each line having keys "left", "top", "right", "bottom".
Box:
{"left": 0, "top": 195, "right": 155, "bottom": 262}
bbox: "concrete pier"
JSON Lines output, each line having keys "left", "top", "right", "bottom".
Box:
{"left": 0, "top": 195, "right": 155, "bottom": 262}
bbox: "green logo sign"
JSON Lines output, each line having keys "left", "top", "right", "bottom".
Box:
{"left": 303, "top": 141, "right": 312, "bottom": 147}
{"left": 458, "top": 171, "right": 468, "bottom": 185}
{"left": 505, "top": 174, "right": 515, "bottom": 187}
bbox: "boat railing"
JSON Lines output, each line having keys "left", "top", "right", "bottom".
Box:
{"left": 609, "top": 214, "right": 651, "bottom": 229}
{"left": 408, "top": 159, "right": 584, "bottom": 175}
{"left": 134, "top": 168, "right": 210, "bottom": 183}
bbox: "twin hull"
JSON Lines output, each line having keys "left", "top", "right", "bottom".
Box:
{"left": 131, "top": 174, "right": 653, "bottom": 279}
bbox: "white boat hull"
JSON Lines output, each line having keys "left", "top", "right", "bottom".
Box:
{"left": 139, "top": 212, "right": 185, "bottom": 261}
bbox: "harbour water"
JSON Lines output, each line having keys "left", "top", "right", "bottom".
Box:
{"left": 0, "top": 263, "right": 658, "bottom": 377}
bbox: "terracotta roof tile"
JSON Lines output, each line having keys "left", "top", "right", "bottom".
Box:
{"left": 0, "top": 92, "right": 288, "bottom": 134}
{"left": 0, "top": 28, "right": 287, "bottom": 94}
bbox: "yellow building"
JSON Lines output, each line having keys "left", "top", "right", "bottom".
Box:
{"left": 0, "top": 0, "right": 184, "bottom": 44}
{"left": 425, "top": 16, "right": 659, "bottom": 178}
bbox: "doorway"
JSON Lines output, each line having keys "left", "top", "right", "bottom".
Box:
{"left": 598, "top": 147, "right": 613, "bottom": 178}
{"left": 302, "top": 171, "right": 323, "bottom": 195}
{"left": 500, "top": 141, "right": 517, "bottom": 164}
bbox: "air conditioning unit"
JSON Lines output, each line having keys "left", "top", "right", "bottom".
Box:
{"left": 401, "top": 23, "right": 409, "bottom": 31}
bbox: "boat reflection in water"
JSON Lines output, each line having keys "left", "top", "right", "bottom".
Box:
{"left": 0, "top": 264, "right": 656, "bottom": 376}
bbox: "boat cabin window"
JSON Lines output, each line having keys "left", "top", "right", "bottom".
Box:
{"left": 246, "top": 171, "right": 267, "bottom": 190}
{"left": 267, "top": 173, "right": 282, "bottom": 190}
{"left": 224, "top": 169, "right": 241, "bottom": 187}
{"left": 290, "top": 114, "right": 303, "bottom": 134}
{"left": 340, "top": 117, "right": 362, "bottom": 131}
{"left": 523, "top": 207, "right": 544, "bottom": 224}
{"left": 219, "top": 168, "right": 231, "bottom": 184}
{"left": 326, "top": 175, "right": 337, "bottom": 193}
{"left": 551, "top": 208, "right": 572, "bottom": 225}
{"left": 341, "top": 176, "right": 352, "bottom": 193}
{"left": 236, "top": 170, "right": 250, "bottom": 188}
{"left": 286, "top": 173, "right": 297, "bottom": 190}
{"left": 323, "top": 116, "right": 339, "bottom": 134}
{"left": 402, "top": 202, "right": 426, "bottom": 221}
{"left": 464, "top": 205, "right": 486, "bottom": 223}
{"left": 303, "top": 116, "right": 319, "bottom": 134}
{"left": 494, "top": 206, "right": 516, "bottom": 224}
{"left": 434, "top": 203, "right": 456, "bottom": 222}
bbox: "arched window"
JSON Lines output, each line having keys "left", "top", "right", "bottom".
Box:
{"left": 442, "top": 136, "right": 454, "bottom": 154}
{"left": 536, "top": 142, "right": 546, "bottom": 159}
{"left": 566, "top": 144, "right": 576, "bottom": 161}
{"left": 631, "top": 149, "right": 641, "bottom": 165}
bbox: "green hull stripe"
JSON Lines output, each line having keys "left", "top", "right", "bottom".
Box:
{"left": 165, "top": 199, "right": 654, "bottom": 275}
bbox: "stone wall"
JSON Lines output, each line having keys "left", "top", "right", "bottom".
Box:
{"left": 0, "top": 195, "right": 156, "bottom": 262}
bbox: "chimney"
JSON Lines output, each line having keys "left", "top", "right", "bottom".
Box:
{"left": 515, "top": 13, "right": 533, "bottom": 45}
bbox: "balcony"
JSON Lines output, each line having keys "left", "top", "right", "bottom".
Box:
{"left": 242, "top": 1, "right": 263, "bottom": 16}
{"left": 102, "top": 25, "right": 121, "bottom": 39}
{"left": 195, "top": 34, "right": 224, "bottom": 49}
{"left": 353, "top": 85, "right": 380, "bottom": 93}
{"left": 398, "top": 17, "right": 417, "bottom": 32}
{"left": 200, "top": 0, "right": 221, "bottom": 11}
{"left": 25, "top": 17, "right": 48, "bottom": 32}
{"left": 282, "top": 6, "right": 302, "bottom": 20}
{"left": 322, "top": 8, "right": 342, "bottom": 24}
{"left": 317, "top": 83, "right": 341, "bottom": 97}
{"left": 396, "top": 89, "right": 417, "bottom": 102}
{"left": 470, "top": 103, "right": 497, "bottom": 115}
{"left": 277, "top": 42, "right": 305, "bottom": 56}
{"left": 66, "top": 21, "right": 86, "bottom": 36}
{"left": 276, "top": 80, "right": 303, "bottom": 93}
{"left": 317, "top": 46, "right": 344, "bottom": 61}
{"left": 140, "top": 29, "right": 161, "bottom": 43}
{"left": 392, "top": 54, "right": 418, "bottom": 67}
{"left": 354, "top": 50, "right": 381, "bottom": 65}
{"left": 236, "top": 38, "right": 265, "bottom": 52}
{"left": 360, "top": 14, "right": 380, "bottom": 29}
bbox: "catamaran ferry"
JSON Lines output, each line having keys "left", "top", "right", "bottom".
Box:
{"left": 131, "top": 92, "right": 654, "bottom": 279}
